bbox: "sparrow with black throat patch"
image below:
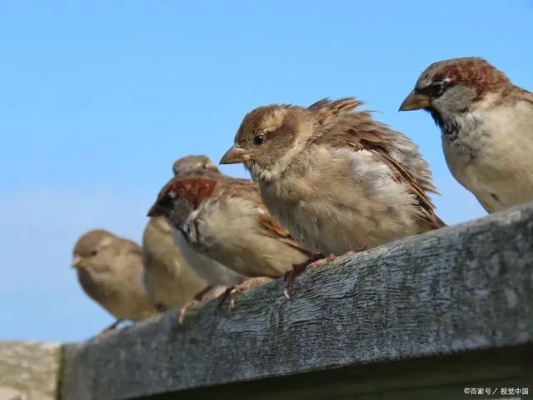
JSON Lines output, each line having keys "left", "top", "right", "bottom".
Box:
{"left": 147, "top": 170, "right": 312, "bottom": 310}
{"left": 399, "top": 57, "right": 533, "bottom": 213}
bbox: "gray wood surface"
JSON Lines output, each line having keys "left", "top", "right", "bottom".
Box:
{"left": 0, "top": 340, "right": 62, "bottom": 400}
{"left": 61, "top": 203, "right": 533, "bottom": 400}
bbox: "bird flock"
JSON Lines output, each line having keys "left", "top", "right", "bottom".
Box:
{"left": 71, "top": 56, "right": 533, "bottom": 336}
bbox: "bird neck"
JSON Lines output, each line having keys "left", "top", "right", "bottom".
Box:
{"left": 427, "top": 107, "right": 479, "bottom": 143}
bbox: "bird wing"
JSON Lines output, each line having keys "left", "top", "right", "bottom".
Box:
{"left": 309, "top": 98, "right": 446, "bottom": 229}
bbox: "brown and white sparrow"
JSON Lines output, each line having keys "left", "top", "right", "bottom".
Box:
{"left": 72, "top": 229, "right": 158, "bottom": 334}
{"left": 142, "top": 215, "right": 210, "bottom": 312}
{"left": 167, "top": 155, "right": 247, "bottom": 289}
{"left": 220, "top": 97, "right": 446, "bottom": 295}
{"left": 149, "top": 155, "right": 246, "bottom": 322}
{"left": 147, "top": 170, "right": 312, "bottom": 307}
{"left": 399, "top": 57, "right": 533, "bottom": 213}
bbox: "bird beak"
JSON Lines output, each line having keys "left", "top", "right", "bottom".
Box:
{"left": 147, "top": 203, "right": 164, "bottom": 217}
{"left": 71, "top": 255, "right": 85, "bottom": 269}
{"left": 398, "top": 91, "right": 432, "bottom": 111}
{"left": 219, "top": 145, "right": 250, "bottom": 165}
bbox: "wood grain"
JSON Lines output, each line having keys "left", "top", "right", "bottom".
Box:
{"left": 61, "top": 202, "right": 533, "bottom": 400}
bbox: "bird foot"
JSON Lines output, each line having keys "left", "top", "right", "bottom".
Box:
{"left": 95, "top": 319, "right": 123, "bottom": 340}
{"left": 336, "top": 250, "right": 359, "bottom": 261}
{"left": 284, "top": 248, "right": 364, "bottom": 299}
{"left": 177, "top": 299, "right": 200, "bottom": 325}
{"left": 218, "top": 277, "right": 273, "bottom": 312}
{"left": 283, "top": 253, "right": 330, "bottom": 299}
{"left": 193, "top": 285, "right": 215, "bottom": 301}
{"left": 177, "top": 285, "right": 217, "bottom": 325}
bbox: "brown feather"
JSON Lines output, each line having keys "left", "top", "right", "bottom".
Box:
{"left": 162, "top": 177, "right": 219, "bottom": 209}
{"left": 308, "top": 98, "right": 445, "bottom": 229}
{"left": 163, "top": 172, "right": 311, "bottom": 255}
{"left": 257, "top": 213, "right": 312, "bottom": 255}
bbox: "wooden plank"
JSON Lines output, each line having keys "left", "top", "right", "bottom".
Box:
{"left": 140, "top": 347, "right": 528, "bottom": 400}
{"left": 61, "top": 202, "right": 533, "bottom": 400}
{"left": 0, "top": 340, "right": 62, "bottom": 400}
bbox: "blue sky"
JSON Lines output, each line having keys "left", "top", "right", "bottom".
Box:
{"left": 1, "top": 0, "right": 532, "bottom": 343}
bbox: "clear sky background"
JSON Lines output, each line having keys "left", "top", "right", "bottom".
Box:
{"left": 1, "top": 0, "right": 532, "bottom": 343}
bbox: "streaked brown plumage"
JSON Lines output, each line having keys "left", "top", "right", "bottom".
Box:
{"left": 165, "top": 155, "right": 247, "bottom": 290}
{"left": 220, "top": 97, "right": 446, "bottom": 295}
{"left": 148, "top": 166, "right": 312, "bottom": 307}
{"left": 399, "top": 57, "right": 533, "bottom": 213}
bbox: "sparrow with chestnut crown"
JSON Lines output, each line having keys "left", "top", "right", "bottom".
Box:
{"left": 399, "top": 57, "right": 533, "bottom": 213}
{"left": 148, "top": 155, "right": 311, "bottom": 317}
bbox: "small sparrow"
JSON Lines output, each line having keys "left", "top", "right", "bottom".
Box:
{"left": 149, "top": 155, "right": 248, "bottom": 322}
{"left": 399, "top": 57, "right": 533, "bottom": 213}
{"left": 72, "top": 229, "right": 158, "bottom": 334}
{"left": 172, "top": 154, "right": 220, "bottom": 176}
{"left": 142, "top": 215, "right": 210, "bottom": 312}
{"left": 220, "top": 97, "right": 446, "bottom": 296}
{"left": 147, "top": 170, "right": 312, "bottom": 307}
{"left": 168, "top": 155, "right": 247, "bottom": 289}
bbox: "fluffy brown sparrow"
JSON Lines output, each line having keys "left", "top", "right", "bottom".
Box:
{"left": 72, "top": 229, "right": 158, "bottom": 334}
{"left": 220, "top": 97, "right": 446, "bottom": 296}
{"left": 399, "top": 57, "right": 533, "bottom": 214}
{"left": 147, "top": 170, "right": 312, "bottom": 307}
{"left": 142, "top": 215, "right": 210, "bottom": 312}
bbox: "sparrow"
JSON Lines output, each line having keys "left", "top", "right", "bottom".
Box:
{"left": 147, "top": 170, "right": 312, "bottom": 307}
{"left": 142, "top": 215, "right": 210, "bottom": 312}
{"left": 220, "top": 97, "right": 446, "bottom": 296}
{"left": 72, "top": 229, "right": 158, "bottom": 334}
{"left": 172, "top": 154, "right": 220, "bottom": 176}
{"left": 149, "top": 155, "right": 247, "bottom": 322}
{"left": 399, "top": 57, "right": 533, "bottom": 214}
{"left": 168, "top": 155, "right": 247, "bottom": 289}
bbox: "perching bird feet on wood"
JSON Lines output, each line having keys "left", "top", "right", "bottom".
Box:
{"left": 177, "top": 300, "right": 199, "bottom": 325}
{"left": 283, "top": 250, "right": 362, "bottom": 299}
{"left": 177, "top": 285, "right": 216, "bottom": 325}
{"left": 94, "top": 319, "right": 123, "bottom": 340}
{"left": 283, "top": 253, "right": 330, "bottom": 299}
{"left": 218, "top": 277, "right": 273, "bottom": 312}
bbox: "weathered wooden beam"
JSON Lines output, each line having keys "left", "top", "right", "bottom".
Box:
{"left": 61, "top": 202, "right": 533, "bottom": 400}
{"left": 0, "top": 340, "right": 62, "bottom": 400}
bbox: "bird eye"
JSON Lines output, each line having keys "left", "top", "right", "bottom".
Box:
{"left": 90, "top": 250, "right": 98, "bottom": 256}
{"left": 429, "top": 81, "right": 447, "bottom": 97}
{"left": 253, "top": 135, "right": 266, "bottom": 146}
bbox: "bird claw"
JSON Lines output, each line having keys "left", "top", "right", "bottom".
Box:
{"left": 177, "top": 300, "right": 199, "bottom": 325}
{"left": 193, "top": 285, "right": 214, "bottom": 302}
{"left": 228, "top": 287, "right": 241, "bottom": 312}
{"left": 283, "top": 254, "right": 330, "bottom": 299}
{"left": 217, "top": 288, "right": 233, "bottom": 310}
{"left": 218, "top": 277, "right": 272, "bottom": 313}
{"left": 177, "top": 285, "right": 217, "bottom": 325}
{"left": 284, "top": 249, "right": 363, "bottom": 299}
{"left": 94, "top": 319, "right": 123, "bottom": 341}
